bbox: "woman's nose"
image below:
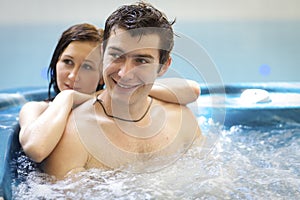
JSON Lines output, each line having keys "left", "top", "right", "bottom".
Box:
{"left": 68, "top": 68, "right": 80, "bottom": 81}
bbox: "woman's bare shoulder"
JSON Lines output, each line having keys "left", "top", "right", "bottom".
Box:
{"left": 19, "top": 101, "right": 50, "bottom": 120}
{"left": 21, "top": 100, "right": 49, "bottom": 111}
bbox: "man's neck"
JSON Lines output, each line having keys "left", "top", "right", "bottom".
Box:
{"left": 99, "top": 91, "right": 152, "bottom": 122}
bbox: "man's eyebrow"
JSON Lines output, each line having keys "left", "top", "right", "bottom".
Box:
{"left": 132, "top": 54, "right": 155, "bottom": 60}
{"left": 108, "top": 46, "right": 155, "bottom": 59}
{"left": 108, "top": 46, "right": 124, "bottom": 53}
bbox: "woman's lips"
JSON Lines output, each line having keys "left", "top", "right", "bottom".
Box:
{"left": 65, "top": 84, "right": 73, "bottom": 89}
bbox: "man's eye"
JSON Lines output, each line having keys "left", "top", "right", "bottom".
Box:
{"left": 136, "top": 58, "right": 148, "bottom": 64}
{"left": 110, "top": 53, "right": 120, "bottom": 59}
{"left": 110, "top": 53, "right": 124, "bottom": 62}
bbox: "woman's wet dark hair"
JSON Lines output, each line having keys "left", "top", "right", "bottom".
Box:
{"left": 47, "top": 23, "right": 103, "bottom": 100}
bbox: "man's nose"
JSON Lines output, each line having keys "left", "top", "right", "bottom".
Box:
{"left": 117, "top": 59, "right": 134, "bottom": 78}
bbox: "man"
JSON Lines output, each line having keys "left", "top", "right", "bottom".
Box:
{"left": 40, "top": 2, "right": 202, "bottom": 179}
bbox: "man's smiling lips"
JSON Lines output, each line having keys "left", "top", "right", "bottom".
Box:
{"left": 112, "top": 78, "right": 143, "bottom": 89}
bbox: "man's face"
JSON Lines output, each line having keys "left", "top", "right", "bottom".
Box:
{"left": 103, "top": 28, "right": 169, "bottom": 103}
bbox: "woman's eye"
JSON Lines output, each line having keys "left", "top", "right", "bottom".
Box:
{"left": 81, "top": 63, "right": 93, "bottom": 70}
{"left": 63, "top": 59, "right": 74, "bottom": 65}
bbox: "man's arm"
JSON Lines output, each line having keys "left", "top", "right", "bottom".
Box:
{"left": 150, "top": 78, "right": 200, "bottom": 105}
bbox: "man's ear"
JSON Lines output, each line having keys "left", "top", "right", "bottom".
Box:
{"left": 158, "top": 57, "right": 171, "bottom": 77}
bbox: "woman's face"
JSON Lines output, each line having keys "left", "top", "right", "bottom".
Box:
{"left": 56, "top": 41, "right": 102, "bottom": 94}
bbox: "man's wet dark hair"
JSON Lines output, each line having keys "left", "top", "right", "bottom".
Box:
{"left": 103, "top": 2, "right": 175, "bottom": 65}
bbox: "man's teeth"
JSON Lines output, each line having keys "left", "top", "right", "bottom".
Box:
{"left": 118, "top": 83, "right": 135, "bottom": 89}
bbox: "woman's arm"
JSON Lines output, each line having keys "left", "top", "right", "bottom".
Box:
{"left": 19, "top": 90, "right": 92, "bottom": 162}
{"left": 149, "top": 78, "right": 200, "bottom": 104}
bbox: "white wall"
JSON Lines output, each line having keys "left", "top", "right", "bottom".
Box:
{"left": 0, "top": 0, "right": 300, "bottom": 89}
{"left": 1, "top": 0, "right": 300, "bottom": 25}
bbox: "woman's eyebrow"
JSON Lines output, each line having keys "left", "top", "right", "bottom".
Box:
{"left": 61, "top": 55, "right": 74, "bottom": 59}
{"left": 83, "top": 58, "right": 99, "bottom": 66}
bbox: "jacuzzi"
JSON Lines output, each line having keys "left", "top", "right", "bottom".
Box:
{"left": 1, "top": 83, "right": 300, "bottom": 199}
{"left": 0, "top": 87, "right": 49, "bottom": 200}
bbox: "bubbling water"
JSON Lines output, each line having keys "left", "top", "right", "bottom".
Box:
{"left": 12, "top": 117, "right": 300, "bottom": 199}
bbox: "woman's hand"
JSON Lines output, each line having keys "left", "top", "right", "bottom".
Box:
{"left": 70, "top": 90, "right": 94, "bottom": 108}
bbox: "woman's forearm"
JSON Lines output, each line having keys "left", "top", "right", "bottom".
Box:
{"left": 150, "top": 78, "right": 200, "bottom": 104}
{"left": 19, "top": 90, "right": 75, "bottom": 162}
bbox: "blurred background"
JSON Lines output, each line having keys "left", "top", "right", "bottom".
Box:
{"left": 0, "top": 0, "right": 300, "bottom": 90}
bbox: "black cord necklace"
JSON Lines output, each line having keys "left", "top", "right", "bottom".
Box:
{"left": 93, "top": 97, "right": 153, "bottom": 122}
